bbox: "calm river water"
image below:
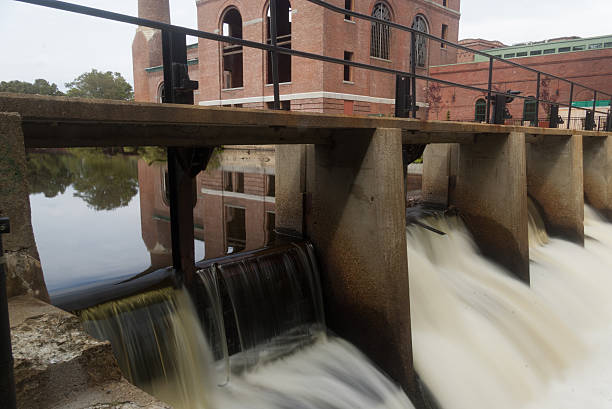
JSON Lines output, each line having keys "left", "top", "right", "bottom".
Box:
{"left": 27, "top": 148, "right": 275, "bottom": 301}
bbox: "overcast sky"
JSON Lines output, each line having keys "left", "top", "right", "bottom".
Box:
{"left": 1, "top": 0, "right": 611, "bottom": 90}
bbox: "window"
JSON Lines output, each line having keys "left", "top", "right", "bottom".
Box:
{"left": 543, "top": 48, "right": 555, "bottom": 54}
{"left": 266, "top": 101, "right": 291, "bottom": 110}
{"left": 344, "top": 0, "right": 352, "bottom": 20}
{"left": 221, "top": 8, "right": 243, "bottom": 89}
{"left": 573, "top": 45, "right": 585, "bottom": 51}
{"left": 412, "top": 15, "right": 429, "bottom": 67}
{"left": 589, "top": 43, "right": 603, "bottom": 49}
{"left": 516, "top": 51, "right": 528, "bottom": 57}
{"left": 442, "top": 0, "right": 447, "bottom": 5}
{"left": 157, "top": 82, "right": 165, "bottom": 103}
{"left": 225, "top": 206, "right": 246, "bottom": 254}
{"left": 475, "top": 99, "right": 486, "bottom": 122}
{"left": 558, "top": 47, "right": 571, "bottom": 53}
{"left": 523, "top": 97, "right": 537, "bottom": 125}
{"left": 503, "top": 53, "right": 515, "bottom": 58}
{"left": 344, "top": 51, "right": 353, "bottom": 81}
{"left": 530, "top": 50, "right": 542, "bottom": 56}
{"left": 265, "top": 212, "right": 276, "bottom": 245}
{"left": 370, "top": 2, "right": 391, "bottom": 60}
{"left": 441, "top": 24, "right": 448, "bottom": 48}
{"left": 266, "top": 174, "right": 275, "bottom": 197}
{"left": 604, "top": 42, "right": 612, "bottom": 48}
{"left": 266, "top": 0, "right": 292, "bottom": 84}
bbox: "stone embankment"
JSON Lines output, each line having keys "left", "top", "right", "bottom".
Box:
{"left": 10, "top": 295, "right": 171, "bottom": 409}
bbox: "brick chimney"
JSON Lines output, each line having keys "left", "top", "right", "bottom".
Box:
{"left": 132, "top": 0, "right": 170, "bottom": 102}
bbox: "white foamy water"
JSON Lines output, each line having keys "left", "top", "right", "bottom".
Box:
{"left": 408, "top": 204, "right": 612, "bottom": 409}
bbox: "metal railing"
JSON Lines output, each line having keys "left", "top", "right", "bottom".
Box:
{"left": 11, "top": 0, "right": 612, "bottom": 131}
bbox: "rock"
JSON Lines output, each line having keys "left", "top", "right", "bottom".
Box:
{"left": 9, "top": 295, "right": 171, "bottom": 409}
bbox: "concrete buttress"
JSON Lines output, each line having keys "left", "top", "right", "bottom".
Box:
{"left": 527, "top": 134, "right": 584, "bottom": 244}
{"left": 583, "top": 135, "right": 612, "bottom": 220}
{"left": 302, "top": 128, "right": 416, "bottom": 396}
{"left": 451, "top": 132, "right": 530, "bottom": 283}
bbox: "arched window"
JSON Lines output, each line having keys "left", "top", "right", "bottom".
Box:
{"left": 412, "top": 15, "right": 429, "bottom": 68}
{"left": 266, "top": 0, "right": 292, "bottom": 84}
{"left": 370, "top": 2, "right": 391, "bottom": 60}
{"left": 157, "top": 82, "right": 165, "bottom": 103}
{"left": 221, "top": 8, "right": 243, "bottom": 89}
{"left": 523, "top": 96, "right": 537, "bottom": 125}
{"left": 475, "top": 98, "right": 486, "bottom": 122}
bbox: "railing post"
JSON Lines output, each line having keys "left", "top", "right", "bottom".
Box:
{"left": 549, "top": 104, "right": 560, "bottom": 128}
{"left": 567, "top": 83, "right": 574, "bottom": 130}
{"left": 161, "top": 30, "right": 211, "bottom": 285}
{"left": 0, "top": 218, "right": 16, "bottom": 409}
{"left": 486, "top": 57, "right": 493, "bottom": 124}
{"left": 395, "top": 75, "right": 409, "bottom": 118}
{"left": 410, "top": 31, "right": 417, "bottom": 118}
{"left": 269, "top": 0, "right": 280, "bottom": 109}
{"left": 535, "top": 72, "right": 541, "bottom": 126}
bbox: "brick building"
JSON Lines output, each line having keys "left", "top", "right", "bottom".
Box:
{"left": 133, "top": 0, "right": 461, "bottom": 114}
{"left": 429, "top": 35, "right": 612, "bottom": 126}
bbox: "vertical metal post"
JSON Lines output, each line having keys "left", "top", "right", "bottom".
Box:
{"left": 592, "top": 91, "right": 598, "bottom": 130}
{"left": 410, "top": 31, "right": 417, "bottom": 118}
{"left": 535, "top": 72, "right": 541, "bottom": 127}
{"left": 269, "top": 0, "right": 280, "bottom": 109}
{"left": 567, "top": 83, "right": 574, "bottom": 130}
{"left": 0, "top": 218, "right": 16, "bottom": 409}
{"left": 162, "top": 30, "right": 200, "bottom": 285}
{"left": 486, "top": 57, "right": 493, "bottom": 123}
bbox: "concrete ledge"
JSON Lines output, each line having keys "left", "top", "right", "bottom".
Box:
{"left": 9, "top": 296, "right": 169, "bottom": 409}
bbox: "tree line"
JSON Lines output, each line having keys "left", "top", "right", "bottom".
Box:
{"left": 0, "top": 69, "right": 133, "bottom": 100}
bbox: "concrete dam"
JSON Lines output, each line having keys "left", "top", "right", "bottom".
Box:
{"left": 2, "top": 0, "right": 612, "bottom": 408}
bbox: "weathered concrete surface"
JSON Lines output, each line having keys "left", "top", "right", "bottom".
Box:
{"left": 583, "top": 135, "right": 612, "bottom": 220}
{"left": 527, "top": 134, "right": 584, "bottom": 244}
{"left": 275, "top": 144, "right": 307, "bottom": 234}
{"left": 9, "top": 296, "right": 170, "bottom": 409}
{"left": 305, "top": 128, "right": 416, "bottom": 397}
{"left": 0, "top": 112, "right": 49, "bottom": 302}
{"left": 451, "top": 132, "right": 530, "bottom": 283}
{"left": 421, "top": 144, "right": 452, "bottom": 206}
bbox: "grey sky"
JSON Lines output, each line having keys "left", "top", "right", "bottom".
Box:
{"left": 0, "top": 0, "right": 610, "bottom": 89}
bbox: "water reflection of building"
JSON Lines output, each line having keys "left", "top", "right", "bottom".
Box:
{"left": 138, "top": 147, "right": 276, "bottom": 268}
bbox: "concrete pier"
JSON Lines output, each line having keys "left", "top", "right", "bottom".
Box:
{"left": 451, "top": 132, "right": 530, "bottom": 283}
{"left": 0, "top": 112, "right": 49, "bottom": 301}
{"left": 527, "top": 134, "right": 584, "bottom": 244}
{"left": 303, "top": 128, "right": 416, "bottom": 395}
{"left": 583, "top": 135, "right": 612, "bottom": 220}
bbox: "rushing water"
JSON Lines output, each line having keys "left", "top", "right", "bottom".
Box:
{"left": 80, "top": 243, "right": 414, "bottom": 409}
{"left": 408, "top": 203, "right": 612, "bottom": 409}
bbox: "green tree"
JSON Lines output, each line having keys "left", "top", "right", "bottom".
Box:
{"left": 0, "top": 79, "right": 64, "bottom": 96}
{"left": 65, "top": 69, "right": 133, "bottom": 100}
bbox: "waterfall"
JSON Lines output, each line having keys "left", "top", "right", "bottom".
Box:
{"left": 79, "top": 242, "right": 414, "bottom": 409}
{"left": 408, "top": 203, "right": 612, "bottom": 409}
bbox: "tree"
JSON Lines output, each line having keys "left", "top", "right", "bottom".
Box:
{"left": 0, "top": 79, "right": 64, "bottom": 96}
{"left": 425, "top": 82, "right": 443, "bottom": 120}
{"left": 65, "top": 69, "right": 133, "bottom": 100}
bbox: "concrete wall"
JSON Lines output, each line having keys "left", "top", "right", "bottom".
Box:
{"left": 0, "top": 113, "right": 49, "bottom": 302}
